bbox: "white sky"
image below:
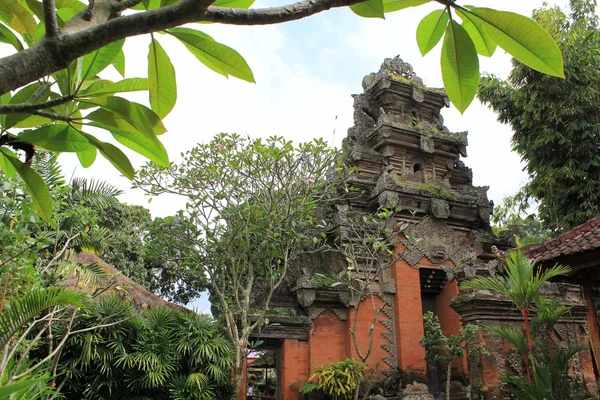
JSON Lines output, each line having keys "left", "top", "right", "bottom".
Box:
{"left": 1, "top": 0, "right": 578, "bottom": 311}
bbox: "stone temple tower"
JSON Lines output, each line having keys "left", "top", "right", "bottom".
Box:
{"left": 250, "top": 57, "right": 600, "bottom": 400}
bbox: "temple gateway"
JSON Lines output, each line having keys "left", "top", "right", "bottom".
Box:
{"left": 246, "top": 57, "right": 599, "bottom": 399}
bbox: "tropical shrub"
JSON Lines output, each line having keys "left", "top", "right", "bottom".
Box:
{"left": 462, "top": 250, "right": 591, "bottom": 399}
{"left": 300, "top": 358, "right": 366, "bottom": 400}
{"left": 55, "top": 297, "right": 235, "bottom": 400}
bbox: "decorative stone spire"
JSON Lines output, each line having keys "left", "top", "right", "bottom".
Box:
{"left": 342, "top": 56, "right": 492, "bottom": 229}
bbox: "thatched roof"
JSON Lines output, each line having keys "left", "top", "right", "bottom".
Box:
{"left": 65, "top": 251, "right": 188, "bottom": 312}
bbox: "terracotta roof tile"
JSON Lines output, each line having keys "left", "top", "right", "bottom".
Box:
{"left": 525, "top": 215, "right": 600, "bottom": 262}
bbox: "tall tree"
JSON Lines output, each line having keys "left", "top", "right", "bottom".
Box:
{"left": 0, "top": 0, "right": 566, "bottom": 220}
{"left": 478, "top": 0, "right": 600, "bottom": 231}
{"left": 135, "top": 133, "right": 349, "bottom": 396}
{"left": 95, "top": 203, "right": 205, "bottom": 304}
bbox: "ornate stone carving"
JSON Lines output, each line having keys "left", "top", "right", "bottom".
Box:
{"left": 402, "top": 218, "right": 470, "bottom": 268}
{"left": 430, "top": 198, "right": 450, "bottom": 219}
{"left": 296, "top": 288, "right": 316, "bottom": 308}
{"left": 380, "top": 295, "right": 397, "bottom": 369}
{"left": 420, "top": 134, "right": 434, "bottom": 153}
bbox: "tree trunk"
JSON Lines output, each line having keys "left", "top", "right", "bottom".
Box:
{"left": 446, "top": 362, "right": 451, "bottom": 400}
{"left": 521, "top": 308, "right": 533, "bottom": 383}
{"left": 234, "top": 346, "right": 246, "bottom": 399}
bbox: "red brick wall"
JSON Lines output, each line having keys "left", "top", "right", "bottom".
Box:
{"left": 280, "top": 339, "right": 309, "bottom": 400}
{"left": 393, "top": 257, "right": 426, "bottom": 372}
{"left": 347, "top": 296, "right": 391, "bottom": 370}
{"left": 309, "top": 310, "right": 348, "bottom": 371}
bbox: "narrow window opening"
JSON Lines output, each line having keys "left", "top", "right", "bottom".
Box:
{"left": 414, "top": 163, "right": 422, "bottom": 173}
{"left": 411, "top": 111, "right": 418, "bottom": 127}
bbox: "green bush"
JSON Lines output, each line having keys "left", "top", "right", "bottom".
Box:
{"left": 300, "top": 358, "right": 366, "bottom": 400}
{"left": 53, "top": 296, "right": 235, "bottom": 400}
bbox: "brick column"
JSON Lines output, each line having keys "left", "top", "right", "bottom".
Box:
{"left": 392, "top": 259, "right": 426, "bottom": 372}
{"left": 280, "top": 339, "right": 309, "bottom": 400}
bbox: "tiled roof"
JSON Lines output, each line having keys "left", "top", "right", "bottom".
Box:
{"left": 525, "top": 216, "right": 600, "bottom": 262}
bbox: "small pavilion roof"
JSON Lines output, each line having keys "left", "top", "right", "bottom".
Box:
{"left": 525, "top": 216, "right": 600, "bottom": 262}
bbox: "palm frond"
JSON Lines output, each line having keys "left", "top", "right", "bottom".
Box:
{"left": 57, "top": 260, "right": 109, "bottom": 289}
{"left": 485, "top": 325, "right": 529, "bottom": 356}
{"left": 0, "top": 287, "right": 91, "bottom": 350}
{"left": 77, "top": 227, "right": 117, "bottom": 255}
{"left": 70, "top": 178, "right": 122, "bottom": 209}
{"left": 33, "top": 152, "right": 65, "bottom": 190}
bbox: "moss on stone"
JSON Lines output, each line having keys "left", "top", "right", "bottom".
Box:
{"left": 392, "top": 176, "right": 457, "bottom": 200}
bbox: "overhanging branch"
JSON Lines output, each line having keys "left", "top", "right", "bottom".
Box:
{"left": 0, "top": 0, "right": 362, "bottom": 94}
{"left": 200, "top": 0, "right": 364, "bottom": 25}
{"left": 0, "top": 95, "right": 74, "bottom": 114}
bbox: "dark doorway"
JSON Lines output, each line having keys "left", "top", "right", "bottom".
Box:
{"left": 420, "top": 268, "right": 447, "bottom": 396}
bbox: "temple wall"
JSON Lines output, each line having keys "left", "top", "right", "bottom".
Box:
{"left": 280, "top": 339, "right": 309, "bottom": 400}
{"left": 347, "top": 295, "right": 392, "bottom": 370}
{"left": 309, "top": 310, "right": 347, "bottom": 371}
{"left": 393, "top": 258, "right": 426, "bottom": 372}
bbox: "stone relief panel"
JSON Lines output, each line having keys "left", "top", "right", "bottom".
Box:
{"left": 401, "top": 217, "right": 472, "bottom": 268}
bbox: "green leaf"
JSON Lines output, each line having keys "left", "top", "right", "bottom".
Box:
{"left": 383, "top": 0, "right": 429, "bottom": 13}
{"left": 169, "top": 28, "right": 255, "bottom": 83}
{"left": 88, "top": 96, "right": 167, "bottom": 136}
{"left": 77, "top": 148, "right": 97, "bottom": 168}
{"left": 350, "top": 0, "right": 385, "bottom": 19}
{"left": 0, "top": 22, "right": 24, "bottom": 51}
{"left": 465, "top": 7, "right": 564, "bottom": 77}
{"left": 5, "top": 83, "right": 50, "bottom": 129}
{"left": 79, "top": 40, "right": 125, "bottom": 82}
{"left": 17, "top": 125, "right": 95, "bottom": 152}
{"left": 80, "top": 132, "right": 135, "bottom": 179}
{"left": 56, "top": 8, "right": 80, "bottom": 25}
{"left": 456, "top": 9, "right": 495, "bottom": 57}
{"left": 148, "top": 37, "right": 177, "bottom": 119}
{"left": 86, "top": 108, "right": 169, "bottom": 166}
{"left": 142, "top": 0, "right": 161, "bottom": 10}
{"left": 81, "top": 78, "right": 149, "bottom": 97}
{"left": 0, "top": 0, "right": 36, "bottom": 35}
{"left": 0, "top": 148, "right": 17, "bottom": 178}
{"left": 212, "top": 0, "right": 253, "bottom": 7}
{"left": 23, "top": 0, "right": 45, "bottom": 21}
{"left": 440, "top": 20, "right": 479, "bottom": 113}
{"left": 416, "top": 9, "right": 449, "bottom": 56}
{"left": 0, "top": 378, "right": 46, "bottom": 397}
{"left": 55, "top": 0, "right": 86, "bottom": 11}
{"left": 1, "top": 149, "right": 53, "bottom": 221}
{"left": 112, "top": 49, "right": 125, "bottom": 76}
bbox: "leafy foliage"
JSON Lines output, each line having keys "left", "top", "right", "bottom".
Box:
{"left": 135, "top": 133, "right": 351, "bottom": 395}
{"left": 478, "top": 0, "right": 600, "bottom": 231}
{"left": 491, "top": 195, "right": 553, "bottom": 246}
{"left": 462, "top": 249, "right": 589, "bottom": 399}
{"left": 56, "top": 297, "right": 235, "bottom": 400}
{"left": 420, "top": 312, "right": 486, "bottom": 400}
{"left": 0, "top": 0, "right": 567, "bottom": 220}
{"left": 301, "top": 359, "right": 366, "bottom": 400}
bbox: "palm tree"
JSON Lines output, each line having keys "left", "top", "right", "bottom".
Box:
{"left": 461, "top": 250, "right": 569, "bottom": 381}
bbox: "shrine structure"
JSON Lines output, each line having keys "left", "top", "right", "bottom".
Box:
{"left": 249, "top": 57, "right": 599, "bottom": 399}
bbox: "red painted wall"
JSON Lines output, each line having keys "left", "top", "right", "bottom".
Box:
{"left": 280, "top": 339, "right": 309, "bottom": 400}
{"left": 309, "top": 310, "right": 348, "bottom": 371}
{"left": 393, "top": 257, "right": 426, "bottom": 372}
{"left": 347, "top": 296, "right": 392, "bottom": 370}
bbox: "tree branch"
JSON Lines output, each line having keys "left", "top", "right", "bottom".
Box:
{"left": 0, "top": 0, "right": 361, "bottom": 94}
{"left": 43, "top": 0, "right": 60, "bottom": 37}
{"left": 200, "top": 0, "right": 363, "bottom": 25}
{"left": 0, "top": 95, "right": 74, "bottom": 114}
